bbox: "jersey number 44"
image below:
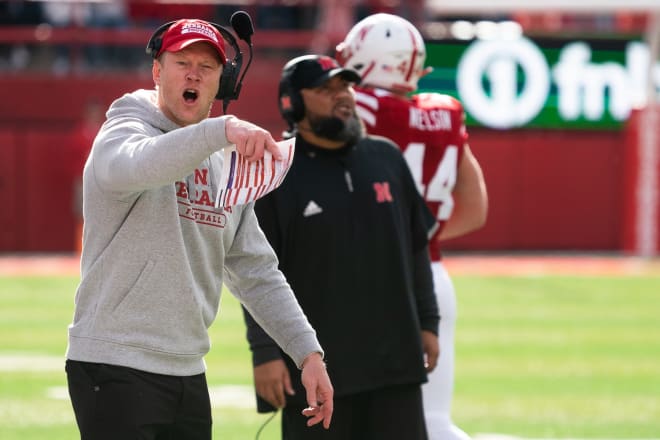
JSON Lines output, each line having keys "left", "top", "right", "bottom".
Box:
{"left": 403, "top": 142, "right": 458, "bottom": 222}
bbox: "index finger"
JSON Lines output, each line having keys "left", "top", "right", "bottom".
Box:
{"left": 265, "top": 138, "right": 283, "bottom": 161}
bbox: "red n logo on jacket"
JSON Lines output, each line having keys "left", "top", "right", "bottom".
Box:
{"left": 373, "top": 182, "right": 393, "bottom": 203}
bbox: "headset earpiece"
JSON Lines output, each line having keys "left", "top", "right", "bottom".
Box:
{"left": 213, "top": 27, "right": 242, "bottom": 102}
{"left": 145, "top": 21, "right": 175, "bottom": 58}
{"left": 218, "top": 61, "right": 237, "bottom": 101}
{"left": 278, "top": 66, "right": 304, "bottom": 127}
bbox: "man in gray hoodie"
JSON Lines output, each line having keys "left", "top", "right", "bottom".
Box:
{"left": 65, "top": 18, "right": 332, "bottom": 439}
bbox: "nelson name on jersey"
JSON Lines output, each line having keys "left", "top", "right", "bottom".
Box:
{"left": 409, "top": 107, "right": 452, "bottom": 131}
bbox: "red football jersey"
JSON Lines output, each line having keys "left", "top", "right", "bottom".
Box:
{"left": 354, "top": 86, "right": 467, "bottom": 260}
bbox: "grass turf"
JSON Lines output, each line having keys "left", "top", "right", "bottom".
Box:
{"left": 0, "top": 273, "right": 658, "bottom": 439}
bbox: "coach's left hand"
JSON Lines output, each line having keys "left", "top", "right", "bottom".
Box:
{"left": 300, "top": 352, "right": 333, "bottom": 429}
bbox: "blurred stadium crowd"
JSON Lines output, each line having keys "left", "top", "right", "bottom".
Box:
{"left": 0, "top": 0, "right": 650, "bottom": 74}
{"left": 0, "top": 0, "right": 425, "bottom": 74}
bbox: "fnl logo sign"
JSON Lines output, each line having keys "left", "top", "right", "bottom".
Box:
{"left": 456, "top": 37, "right": 660, "bottom": 129}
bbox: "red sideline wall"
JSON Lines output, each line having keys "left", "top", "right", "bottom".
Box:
{"left": 0, "top": 71, "right": 629, "bottom": 252}
{"left": 444, "top": 128, "right": 625, "bottom": 251}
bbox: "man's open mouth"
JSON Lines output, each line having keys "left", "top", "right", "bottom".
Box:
{"left": 183, "top": 89, "right": 198, "bottom": 103}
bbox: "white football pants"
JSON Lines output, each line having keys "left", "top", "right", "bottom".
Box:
{"left": 422, "top": 261, "right": 470, "bottom": 440}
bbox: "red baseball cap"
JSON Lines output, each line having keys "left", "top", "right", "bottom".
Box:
{"left": 157, "top": 19, "right": 226, "bottom": 64}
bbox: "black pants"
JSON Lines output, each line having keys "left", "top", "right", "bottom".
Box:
{"left": 281, "top": 383, "right": 427, "bottom": 440}
{"left": 66, "top": 360, "right": 212, "bottom": 440}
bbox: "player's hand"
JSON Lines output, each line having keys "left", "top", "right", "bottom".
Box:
{"left": 300, "top": 352, "right": 333, "bottom": 429}
{"left": 253, "top": 359, "right": 293, "bottom": 409}
{"left": 422, "top": 330, "right": 439, "bottom": 372}
{"left": 224, "top": 116, "right": 283, "bottom": 162}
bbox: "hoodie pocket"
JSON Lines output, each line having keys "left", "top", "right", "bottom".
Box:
{"left": 101, "top": 258, "right": 209, "bottom": 355}
{"left": 111, "top": 259, "right": 155, "bottom": 314}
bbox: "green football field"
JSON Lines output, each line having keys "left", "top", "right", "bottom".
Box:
{"left": 0, "top": 271, "right": 658, "bottom": 439}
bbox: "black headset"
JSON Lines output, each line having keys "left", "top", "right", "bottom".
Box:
{"left": 145, "top": 13, "right": 254, "bottom": 113}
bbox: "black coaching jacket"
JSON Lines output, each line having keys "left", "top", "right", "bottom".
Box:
{"left": 243, "top": 133, "right": 439, "bottom": 412}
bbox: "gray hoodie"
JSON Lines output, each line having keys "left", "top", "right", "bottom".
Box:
{"left": 66, "top": 89, "right": 321, "bottom": 376}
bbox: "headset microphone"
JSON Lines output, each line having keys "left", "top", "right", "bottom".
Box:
{"left": 231, "top": 11, "right": 254, "bottom": 45}
{"left": 223, "top": 11, "right": 255, "bottom": 113}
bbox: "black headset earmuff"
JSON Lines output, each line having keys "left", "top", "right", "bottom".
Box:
{"left": 145, "top": 20, "right": 244, "bottom": 109}
{"left": 278, "top": 64, "right": 305, "bottom": 128}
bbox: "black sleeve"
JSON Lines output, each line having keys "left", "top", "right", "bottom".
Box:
{"left": 400, "top": 153, "right": 440, "bottom": 334}
{"left": 419, "top": 189, "right": 439, "bottom": 238}
{"left": 413, "top": 244, "right": 440, "bottom": 335}
{"left": 396, "top": 148, "right": 438, "bottom": 252}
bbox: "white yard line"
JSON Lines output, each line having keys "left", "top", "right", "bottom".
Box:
{"left": 0, "top": 353, "right": 64, "bottom": 372}
{"left": 0, "top": 353, "right": 256, "bottom": 409}
{"left": 208, "top": 385, "right": 256, "bottom": 409}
